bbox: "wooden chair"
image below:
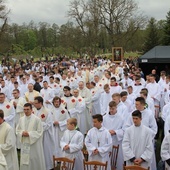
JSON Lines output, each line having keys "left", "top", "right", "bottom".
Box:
{"left": 84, "top": 160, "right": 108, "bottom": 170}
{"left": 110, "top": 145, "right": 119, "bottom": 170}
{"left": 53, "top": 156, "right": 75, "bottom": 170}
{"left": 124, "top": 165, "right": 150, "bottom": 170}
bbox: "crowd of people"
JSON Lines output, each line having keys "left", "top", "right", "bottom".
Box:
{"left": 0, "top": 56, "right": 170, "bottom": 170}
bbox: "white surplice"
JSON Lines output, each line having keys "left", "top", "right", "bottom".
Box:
{"left": 34, "top": 106, "right": 56, "bottom": 170}
{"left": 85, "top": 126, "right": 112, "bottom": 170}
{"left": 103, "top": 113, "right": 124, "bottom": 170}
{"left": 51, "top": 106, "right": 70, "bottom": 157}
{"left": 60, "top": 129, "right": 84, "bottom": 170}
{"left": 122, "top": 124, "right": 153, "bottom": 169}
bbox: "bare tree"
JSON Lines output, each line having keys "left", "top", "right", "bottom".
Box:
{"left": 68, "top": 0, "right": 147, "bottom": 49}
{"left": 0, "top": 0, "right": 10, "bottom": 40}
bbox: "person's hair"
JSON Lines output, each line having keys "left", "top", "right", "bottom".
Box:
{"left": 55, "top": 77, "right": 60, "bottom": 82}
{"left": 112, "top": 93, "right": 120, "bottom": 98}
{"left": 140, "top": 90, "right": 148, "bottom": 97}
{"left": 104, "top": 84, "right": 109, "bottom": 89}
{"left": 13, "top": 89, "right": 20, "bottom": 93}
{"left": 105, "top": 70, "right": 111, "bottom": 77}
{"left": 24, "top": 103, "right": 32, "bottom": 109}
{"left": 109, "top": 101, "right": 117, "bottom": 108}
{"left": 0, "top": 109, "right": 4, "bottom": 119}
{"left": 127, "top": 86, "right": 133, "bottom": 89}
{"left": 120, "top": 91, "right": 128, "bottom": 97}
{"left": 63, "top": 86, "right": 71, "bottom": 91}
{"left": 90, "top": 81, "right": 96, "bottom": 86}
{"left": 52, "top": 96, "right": 61, "bottom": 104}
{"left": 14, "top": 81, "right": 18, "bottom": 85}
{"left": 0, "top": 93, "right": 5, "bottom": 97}
{"left": 68, "top": 118, "right": 77, "bottom": 127}
{"left": 141, "top": 88, "right": 148, "bottom": 93}
{"left": 135, "top": 97, "right": 145, "bottom": 105}
{"left": 43, "top": 81, "right": 48, "bottom": 83}
{"left": 149, "top": 74, "right": 156, "bottom": 78}
{"left": 110, "top": 77, "right": 116, "bottom": 81}
{"left": 132, "top": 110, "right": 142, "bottom": 118}
{"left": 92, "top": 114, "right": 103, "bottom": 122}
{"left": 34, "top": 96, "right": 44, "bottom": 104}
{"left": 49, "top": 76, "right": 54, "bottom": 79}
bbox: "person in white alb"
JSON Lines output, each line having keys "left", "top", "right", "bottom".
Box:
{"left": 0, "top": 109, "right": 19, "bottom": 170}
{"left": 51, "top": 96, "right": 70, "bottom": 157}
{"left": 33, "top": 96, "right": 56, "bottom": 170}
{"left": 60, "top": 118, "right": 84, "bottom": 170}
{"left": 122, "top": 110, "right": 153, "bottom": 169}
{"left": 85, "top": 114, "right": 112, "bottom": 170}
{"left": 16, "top": 103, "right": 46, "bottom": 170}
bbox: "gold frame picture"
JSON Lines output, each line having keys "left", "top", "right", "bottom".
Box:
{"left": 112, "top": 47, "right": 123, "bottom": 63}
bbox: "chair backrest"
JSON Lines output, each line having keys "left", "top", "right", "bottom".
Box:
{"left": 84, "top": 160, "right": 107, "bottom": 170}
{"left": 53, "top": 156, "right": 75, "bottom": 170}
{"left": 110, "top": 145, "right": 119, "bottom": 169}
{"left": 124, "top": 165, "right": 150, "bottom": 170}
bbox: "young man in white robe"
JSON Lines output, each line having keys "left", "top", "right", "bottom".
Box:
{"left": 10, "top": 89, "right": 27, "bottom": 149}
{"left": 124, "top": 97, "right": 157, "bottom": 170}
{"left": 78, "top": 81, "right": 92, "bottom": 130}
{"left": 110, "top": 93, "right": 129, "bottom": 121}
{"left": 90, "top": 81, "right": 101, "bottom": 115}
{"left": 52, "top": 96, "right": 70, "bottom": 157}
{"left": 122, "top": 110, "right": 153, "bottom": 169}
{"left": 85, "top": 114, "right": 112, "bottom": 170}
{"left": 103, "top": 101, "right": 124, "bottom": 170}
{"left": 60, "top": 118, "right": 84, "bottom": 170}
{"left": 146, "top": 74, "right": 161, "bottom": 119}
{"left": 40, "top": 81, "right": 55, "bottom": 109}
{"left": 161, "top": 133, "right": 170, "bottom": 170}
{"left": 33, "top": 96, "right": 56, "bottom": 170}
{"left": 72, "top": 89, "right": 87, "bottom": 134}
{"left": 0, "top": 109, "right": 19, "bottom": 170}
{"left": 16, "top": 103, "right": 46, "bottom": 170}
{"left": 100, "top": 84, "right": 112, "bottom": 116}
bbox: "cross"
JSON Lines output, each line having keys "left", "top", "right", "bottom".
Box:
{"left": 97, "top": 141, "right": 100, "bottom": 147}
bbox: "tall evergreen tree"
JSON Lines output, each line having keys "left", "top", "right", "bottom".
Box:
{"left": 162, "top": 11, "right": 170, "bottom": 45}
{"left": 143, "top": 17, "right": 160, "bottom": 53}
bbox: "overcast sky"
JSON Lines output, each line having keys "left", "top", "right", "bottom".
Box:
{"left": 6, "top": 0, "right": 170, "bottom": 25}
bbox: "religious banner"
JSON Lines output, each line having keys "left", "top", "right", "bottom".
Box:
{"left": 112, "top": 47, "right": 123, "bottom": 63}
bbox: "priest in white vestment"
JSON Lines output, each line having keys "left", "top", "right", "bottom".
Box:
{"left": 16, "top": 103, "right": 46, "bottom": 170}
{"left": 40, "top": 81, "right": 55, "bottom": 109}
{"left": 103, "top": 101, "right": 124, "bottom": 170}
{"left": 78, "top": 81, "right": 92, "bottom": 129}
{"left": 10, "top": 89, "right": 27, "bottom": 149}
{"left": 33, "top": 96, "right": 56, "bottom": 170}
{"left": 60, "top": 118, "right": 84, "bottom": 170}
{"left": 72, "top": 89, "right": 87, "bottom": 134}
{"left": 51, "top": 96, "right": 70, "bottom": 157}
{"left": 0, "top": 109, "right": 19, "bottom": 170}
{"left": 0, "top": 93, "right": 15, "bottom": 128}
{"left": 24, "top": 83, "right": 40, "bottom": 105}
{"left": 122, "top": 110, "right": 153, "bottom": 169}
{"left": 100, "top": 84, "right": 112, "bottom": 115}
{"left": 85, "top": 114, "right": 112, "bottom": 170}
